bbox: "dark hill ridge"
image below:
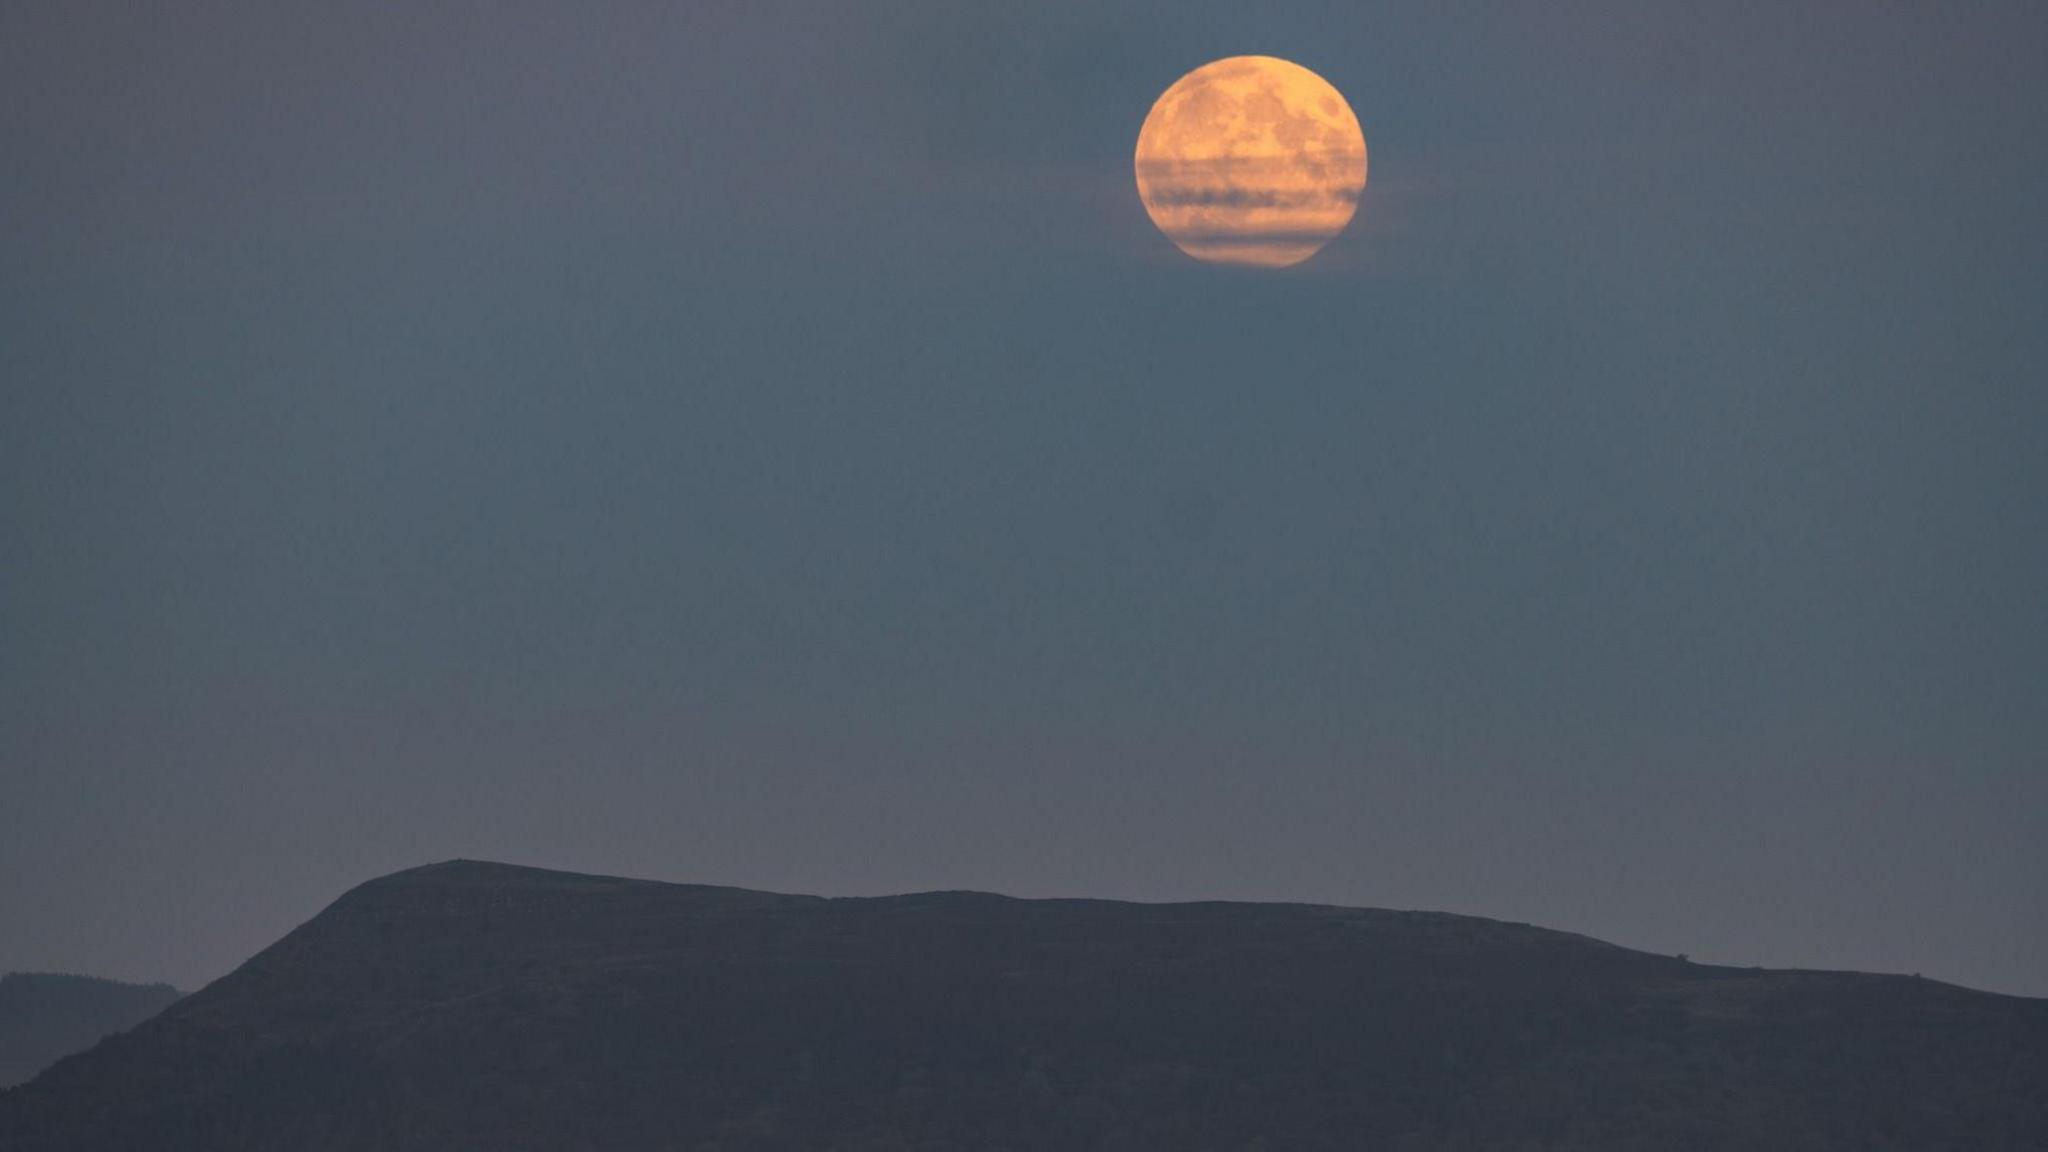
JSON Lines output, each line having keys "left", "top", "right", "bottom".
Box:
{"left": 3, "top": 860, "right": 2043, "bottom": 1150}
{"left": 0, "top": 973, "right": 181, "bottom": 1089}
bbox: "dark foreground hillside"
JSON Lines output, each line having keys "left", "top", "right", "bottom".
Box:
{"left": 2, "top": 860, "right": 2043, "bottom": 1151}
{"left": 0, "top": 973, "right": 181, "bottom": 1089}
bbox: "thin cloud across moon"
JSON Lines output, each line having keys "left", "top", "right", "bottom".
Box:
{"left": 1135, "top": 56, "right": 1368, "bottom": 268}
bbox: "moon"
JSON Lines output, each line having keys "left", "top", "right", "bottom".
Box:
{"left": 1134, "top": 56, "right": 1368, "bottom": 268}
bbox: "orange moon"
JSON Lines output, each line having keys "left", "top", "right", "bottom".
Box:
{"left": 1134, "top": 56, "right": 1368, "bottom": 268}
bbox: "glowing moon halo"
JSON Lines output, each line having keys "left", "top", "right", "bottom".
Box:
{"left": 1134, "top": 56, "right": 1367, "bottom": 268}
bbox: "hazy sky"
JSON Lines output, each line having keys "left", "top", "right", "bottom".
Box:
{"left": 4, "top": 1, "right": 2045, "bottom": 997}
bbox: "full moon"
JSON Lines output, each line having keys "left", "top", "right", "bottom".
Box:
{"left": 1134, "top": 56, "right": 1367, "bottom": 268}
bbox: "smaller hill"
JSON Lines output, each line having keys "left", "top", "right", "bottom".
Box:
{"left": 0, "top": 973, "right": 182, "bottom": 1089}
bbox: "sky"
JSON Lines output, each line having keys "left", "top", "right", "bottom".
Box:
{"left": 3, "top": 1, "right": 2045, "bottom": 998}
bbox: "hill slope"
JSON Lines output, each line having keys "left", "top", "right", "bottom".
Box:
{"left": 2, "top": 860, "right": 2043, "bottom": 1150}
{"left": 0, "top": 973, "right": 181, "bottom": 1089}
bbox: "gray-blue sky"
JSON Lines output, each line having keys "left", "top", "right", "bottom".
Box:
{"left": 3, "top": 1, "right": 2045, "bottom": 996}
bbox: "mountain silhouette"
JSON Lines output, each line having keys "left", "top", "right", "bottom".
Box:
{"left": 2, "top": 859, "right": 2042, "bottom": 1150}
{"left": 0, "top": 973, "right": 181, "bottom": 1090}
